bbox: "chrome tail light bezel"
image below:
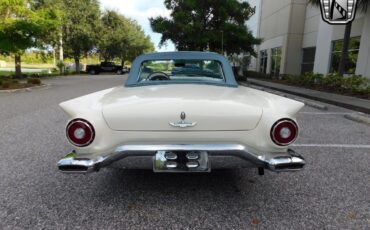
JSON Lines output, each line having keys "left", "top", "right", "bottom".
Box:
{"left": 66, "top": 119, "right": 95, "bottom": 147}
{"left": 270, "top": 118, "right": 299, "bottom": 146}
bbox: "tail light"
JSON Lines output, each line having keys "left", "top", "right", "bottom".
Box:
{"left": 271, "top": 119, "right": 298, "bottom": 146}
{"left": 66, "top": 119, "right": 95, "bottom": 147}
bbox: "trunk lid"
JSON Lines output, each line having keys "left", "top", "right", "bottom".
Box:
{"left": 102, "top": 85, "right": 263, "bottom": 131}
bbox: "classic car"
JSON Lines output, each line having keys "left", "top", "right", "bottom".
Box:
{"left": 57, "top": 51, "right": 305, "bottom": 175}
{"left": 86, "top": 62, "right": 129, "bottom": 75}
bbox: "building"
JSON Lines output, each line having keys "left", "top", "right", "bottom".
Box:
{"left": 246, "top": 0, "right": 370, "bottom": 78}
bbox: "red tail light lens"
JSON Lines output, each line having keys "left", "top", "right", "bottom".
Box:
{"left": 66, "top": 119, "right": 95, "bottom": 147}
{"left": 271, "top": 119, "right": 298, "bottom": 146}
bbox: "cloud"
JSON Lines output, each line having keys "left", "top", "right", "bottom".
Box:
{"left": 100, "top": 0, "right": 175, "bottom": 52}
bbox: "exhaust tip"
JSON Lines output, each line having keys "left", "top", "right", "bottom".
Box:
{"left": 273, "top": 163, "right": 305, "bottom": 171}
{"left": 58, "top": 165, "right": 89, "bottom": 173}
{"left": 268, "top": 154, "right": 305, "bottom": 172}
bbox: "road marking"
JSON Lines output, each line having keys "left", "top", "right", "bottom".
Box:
{"left": 299, "top": 112, "right": 356, "bottom": 115}
{"left": 293, "top": 144, "right": 370, "bottom": 148}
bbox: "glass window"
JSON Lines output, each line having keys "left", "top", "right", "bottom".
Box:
{"left": 331, "top": 37, "right": 361, "bottom": 74}
{"left": 137, "top": 59, "right": 225, "bottom": 83}
{"left": 301, "top": 47, "right": 316, "bottom": 74}
{"left": 271, "top": 47, "right": 282, "bottom": 77}
{"left": 259, "top": 50, "right": 268, "bottom": 74}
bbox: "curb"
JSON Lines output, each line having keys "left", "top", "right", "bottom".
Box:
{"left": 240, "top": 82, "right": 328, "bottom": 110}
{"left": 299, "top": 100, "right": 328, "bottom": 111}
{"left": 245, "top": 80, "right": 370, "bottom": 114}
{"left": 344, "top": 113, "right": 370, "bottom": 125}
{"left": 0, "top": 84, "right": 49, "bottom": 93}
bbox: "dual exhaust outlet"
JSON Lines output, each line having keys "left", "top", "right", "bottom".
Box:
{"left": 163, "top": 151, "right": 201, "bottom": 169}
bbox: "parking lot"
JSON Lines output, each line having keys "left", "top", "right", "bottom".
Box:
{"left": 0, "top": 75, "right": 369, "bottom": 229}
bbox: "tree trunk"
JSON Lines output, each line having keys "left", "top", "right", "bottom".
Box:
{"left": 74, "top": 57, "right": 80, "bottom": 74}
{"left": 338, "top": 21, "right": 352, "bottom": 75}
{"left": 15, "top": 54, "right": 22, "bottom": 78}
{"left": 59, "top": 31, "right": 64, "bottom": 61}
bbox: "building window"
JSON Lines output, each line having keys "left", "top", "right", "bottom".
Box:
{"left": 259, "top": 50, "right": 268, "bottom": 74}
{"left": 270, "top": 47, "right": 282, "bottom": 77}
{"left": 301, "top": 47, "right": 316, "bottom": 74}
{"left": 331, "top": 37, "right": 361, "bottom": 74}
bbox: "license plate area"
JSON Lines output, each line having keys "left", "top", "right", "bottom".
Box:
{"left": 153, "top": 151, "right": 210, "bottom": 173}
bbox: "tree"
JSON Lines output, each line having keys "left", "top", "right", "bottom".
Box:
{"left": 150, "top": 0, "right": 260, "bottom": 55}
{"left": 62, "top": 0, "right": 101, "bottom": 73}
{"left": 309, "top": 0, "right": 369, "bottom": 75}
{"left": 99, "top": 10, "right": 154, "bottom": 64}
{"left": 0, "top": 0, "right": 59, "bottom": 77}
{"left": 99, "top": 10, "right": 126, "bottom": 62}
{"left": 31, "top": 0, "right": 64, "bottom": 62}
{"left": 122, "top": 22, "right": 154, "bottom": 62}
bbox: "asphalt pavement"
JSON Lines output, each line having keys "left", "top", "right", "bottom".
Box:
{"left": 0, "top": 75, "right": 369, "bottom": 229}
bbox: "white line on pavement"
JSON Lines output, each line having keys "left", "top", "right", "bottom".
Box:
{"left": 292, "top": 144, "right": 370, "bottom": 148}
{"left": 299, "top": 112, "right": 356, "bottom": 115}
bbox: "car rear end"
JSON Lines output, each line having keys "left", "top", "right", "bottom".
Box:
{"left": 57, "top": 85, "right": 305, "bottom": 174}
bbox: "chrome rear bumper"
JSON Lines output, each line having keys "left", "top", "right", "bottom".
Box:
{"left": 57, "top": 144, "right": 305, "bottom": 174}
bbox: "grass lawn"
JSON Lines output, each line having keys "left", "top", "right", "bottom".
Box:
{"left": 4, "top": 63, "right": 55, "bottom": 69}
{"left": 0, "top": 68, "right": 53, "bottom": 77}
{"left": 0, "top": 71, "right": 13, "bottom": 77}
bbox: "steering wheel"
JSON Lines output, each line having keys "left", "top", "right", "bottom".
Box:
{"left": 148, "top": 72, "right": 170, "bottom": 81}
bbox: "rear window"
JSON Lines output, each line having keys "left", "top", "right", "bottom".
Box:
{"left": 137, "top": 59, "right": 225, "bottom": 83}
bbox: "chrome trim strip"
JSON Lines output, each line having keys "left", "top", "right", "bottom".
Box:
{"left": 57, "top": 144, "right": 305, "bottom": 174}
{"left": 169, "top": 121, "right": 197, "bottom": 128}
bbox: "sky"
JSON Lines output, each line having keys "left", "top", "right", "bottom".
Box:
{"left": 99, "top": 0, "right": 175, "bottom": 52}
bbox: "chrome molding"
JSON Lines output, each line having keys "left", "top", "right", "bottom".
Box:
{"left": 169, "top": 121, "right": 197, "bottom": 128}
{"left": 57, "top": 144, "right": 305, "bottom": 174}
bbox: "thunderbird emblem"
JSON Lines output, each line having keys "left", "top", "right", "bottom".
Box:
{"left": 319, "top": 0, "right": 358, "bottom": 24}
{"left": 170, "top": 112, "right": 197, "bottom": 128}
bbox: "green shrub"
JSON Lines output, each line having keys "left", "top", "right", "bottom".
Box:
{"left": 12, "top": 79, "right": 19, "bottom": 84}
{"left": 243, "top": 70, "right": 369, "bottom": 96}
{"left": 57, "top": 61, "right": 65, "bottom": 75}
{"left": 64, "top": 68, "right": 70, "bottom": 76}
{"left": 322, "top": 73, "right": 344, "bottom": 90}
{"left": 284, "top": 73, "right": 324, "bottom": 87}
{"left": 342, "top": 75, "right": 370, "bottom": 93}
{"left": 27, "top": 78, "right": 41, "bottom": 85}
{"left": 235, "top": 75, "right": 247, "bottom": 81}
{"left": 285, "top": 74, "right": 301, "bottom": 85}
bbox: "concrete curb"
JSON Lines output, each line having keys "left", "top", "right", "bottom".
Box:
{"left": 344, "top": 113, "right": 370, "bottom": 125}
{"left": 240, "top": 82, "right": 328, "bottom": 110}
{"left": 0, "top": 84, "right": 49, "bottom": 93}
{"left": 299, "top": 100, "right": 328, "bottom": 111}
{"left": 245, "top": 80, "right": 370, "bottom": 114}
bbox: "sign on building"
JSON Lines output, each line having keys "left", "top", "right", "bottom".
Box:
{"left": 319, "top": 0, "right": 358, "bottom": 24}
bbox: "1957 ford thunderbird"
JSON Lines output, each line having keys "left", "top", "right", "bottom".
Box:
{"left": 57, "top": 51, "right": 305, "bottom": 175}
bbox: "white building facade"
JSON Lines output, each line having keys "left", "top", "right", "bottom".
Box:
{"left": 246, "top": 0, "right": 370, "bottom": 78}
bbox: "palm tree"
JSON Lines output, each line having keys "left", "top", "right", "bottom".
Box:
{"left": 309, "top": 0, "right": 369, "bottom": 75}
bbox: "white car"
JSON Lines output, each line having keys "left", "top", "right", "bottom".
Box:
{"left": 58, "top": 52, "right": 305, "bottom": 175}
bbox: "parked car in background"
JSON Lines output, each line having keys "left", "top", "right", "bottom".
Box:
{"left": 58, "top": 52, "right": 305, "bottom": 175}
{"left": 86, "top": 62, "right": 129, "bottom": 75}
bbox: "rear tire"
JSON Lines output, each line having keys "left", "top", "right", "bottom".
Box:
{"left": 89, "top": 69, "right": 97, "bottom": 75}
{"left": 117, "top": 69, "right": 123, "bottom": 75}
